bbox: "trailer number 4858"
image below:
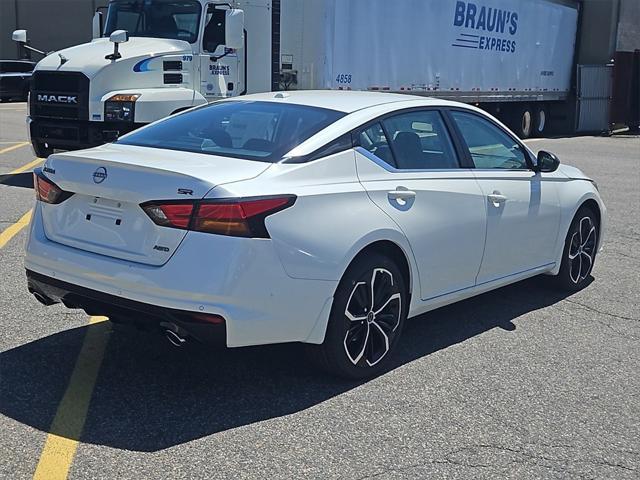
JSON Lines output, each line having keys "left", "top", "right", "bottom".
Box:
{"left": 336, "top": 74, "right": 352, "bottom": 84}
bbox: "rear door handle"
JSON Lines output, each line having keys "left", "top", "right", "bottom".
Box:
{"left": 388, "top": 189, "right": 416, "bottom": 200}
{"left": 487, "top": 192, "right": 508, "bottom": 205}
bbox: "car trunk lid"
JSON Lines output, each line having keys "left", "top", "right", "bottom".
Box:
{"left": 39, "top": 144, "right": 271, "bottom": 266}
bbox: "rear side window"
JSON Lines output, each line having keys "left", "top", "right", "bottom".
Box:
{"left": 451, "top": 111, "right": 528, "bottom": 169}
{"left": 382, "top": 110, "right": 459, "bottom": 169}
{"left": 118, "top": 101, "right": 345, "bottom": 162}
{"left": 358, "top": 123, "right": 396, "bottom": 167}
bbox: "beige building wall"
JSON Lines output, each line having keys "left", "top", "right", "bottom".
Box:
{"left": 0, "top": 0, "right": 108, "bottom": 60}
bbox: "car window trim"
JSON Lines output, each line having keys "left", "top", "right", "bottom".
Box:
{"left": 352, "top": 106, "right": 465, "bottom": 172}
{"left": 443, "top": 107, "right": 535, "bottom": 170}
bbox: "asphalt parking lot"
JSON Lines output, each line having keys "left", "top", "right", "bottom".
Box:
{"left": 1, "top": 101, "right": 638, "bottom": 479}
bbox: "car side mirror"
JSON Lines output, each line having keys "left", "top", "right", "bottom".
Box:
{"left": 12, "top": 30, "right": 27, "bottom": 43}
{"left": 536, "top": 150, "right": 560, "bottom": 173}
{"left": 225, "top": 9, "right": 245, "bottom": 50}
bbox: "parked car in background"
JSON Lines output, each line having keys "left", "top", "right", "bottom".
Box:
{"left": 0, "top": 60, "right": 35, "bottom": 102}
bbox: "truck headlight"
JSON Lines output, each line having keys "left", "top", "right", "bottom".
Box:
{"left": 104, "top": 94, "right": 140, "bottom": 122}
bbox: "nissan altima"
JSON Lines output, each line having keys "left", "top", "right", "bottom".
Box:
{"left": 25, "top": 91, "right": 606, "bottom": 378}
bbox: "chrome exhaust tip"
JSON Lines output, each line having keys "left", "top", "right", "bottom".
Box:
{"left": 32, "top": 291, "right": 56, "bottom": 306}
{"left": 165, "top": 329, "right": 187, "bottom": 347}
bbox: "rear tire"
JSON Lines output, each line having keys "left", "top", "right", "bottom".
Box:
{"left": 553, "top": 207, "right": 599, "bottom": 291}
{"left": 307, "top": 252, "right": 408, "bottom": 379}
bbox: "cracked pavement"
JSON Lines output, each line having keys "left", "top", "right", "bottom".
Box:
{"left": 1, "top": 102, "right": 639, "bottom": 479}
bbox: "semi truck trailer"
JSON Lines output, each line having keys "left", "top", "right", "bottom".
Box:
{"left": 13, "top": 0, "right": 580, "bottom": 157}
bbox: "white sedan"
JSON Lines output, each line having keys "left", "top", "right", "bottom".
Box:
{"left": 25, "top": 91, "right": 606, "bottom": 378}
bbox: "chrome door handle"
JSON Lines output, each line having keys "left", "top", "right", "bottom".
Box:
{"left": 488, "top": 193, "right": 508, "bottom": 205}
{"left": 388, "top": 189, "right": 417, "bottom": 200}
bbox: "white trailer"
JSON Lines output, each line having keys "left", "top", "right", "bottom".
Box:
{"left": 13, "top": 0, "right": 579, "bottom": 157}
{"left": 281, "top": 0, "right": 579, "bottom": 137}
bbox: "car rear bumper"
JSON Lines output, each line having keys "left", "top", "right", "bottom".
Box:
{"left": 25, "top": 202, "right": 337, "bottom": 347}
{"left": 27, "top": 269, "right": 227, "bottom": 345}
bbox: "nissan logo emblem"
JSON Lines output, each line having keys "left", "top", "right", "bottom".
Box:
{"left": 93, "top": 167, "right": 107, "bottom": 184}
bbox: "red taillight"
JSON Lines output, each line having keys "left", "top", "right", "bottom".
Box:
{"left": 33, "top": 172, "right": 74, "bottom": 204}
{"left": 141, "top": 196, "right": 295, "bottom": 238}
{"left": 190, "top": 313, "right": 225, "bottom": 324}
{"left": 142, "top": 203, "right": 194, "bottom": 229}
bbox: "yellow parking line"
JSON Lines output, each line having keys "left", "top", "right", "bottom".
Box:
{"left": 33, "top": 316, "right": 110, "bottom": 480}
{"left": 0, "top": 209, "right": 32, "bottom": 249}
{"left": 11, "top": 157, "right": 43, "bottom": 174}
{"left": 0, "top": 141, "right": 30, "bottom": 155}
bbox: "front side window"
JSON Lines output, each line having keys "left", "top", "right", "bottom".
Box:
{"left": 118, "top": 101, "right": 345, "bottom": 162}
{"left": 382, "top": 110, "right": 459, "bottom": 169}
{"left": 202, "top": 5, "right": 226, "bottom": 52}
{"left": 104, "top": 0, "right": 201, "bottom": 44}
{"left": 451, "top": 111, "right": 528, "bottom": 169}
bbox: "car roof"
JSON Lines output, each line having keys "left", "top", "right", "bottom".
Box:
{"left": 232, "top": 90, "right": 459, "bottom": 114}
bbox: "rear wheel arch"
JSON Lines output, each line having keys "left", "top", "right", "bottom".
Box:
{"left": 344, "top": 240, "right": 413, "bottom": 298}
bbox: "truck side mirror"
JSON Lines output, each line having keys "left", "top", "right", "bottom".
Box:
{"left": 109, "top": 30, "right": 129, "bottom": 44}
{"left": 12, "top": 29, "right": 46, "bottom": 57}
{"left": 92, "top": 11, "right": 104, "bottom": 39}
{"left": 106, "top": 30, "right": 129, "bottom": 60}
{"left": 225, "top": 9, "right": 244, "bottom": 50}
{"left": 12, "top": 30, "right": 27, "bottom": 43}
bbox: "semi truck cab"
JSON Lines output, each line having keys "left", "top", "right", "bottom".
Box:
{"left": 13, "top": 0, "right": 274, "bottom": 157}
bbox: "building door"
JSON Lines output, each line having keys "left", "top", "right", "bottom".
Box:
{"left": 576, "top": 64, "right": 613, "bottom": 133}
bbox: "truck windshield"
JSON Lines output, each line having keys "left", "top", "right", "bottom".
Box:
{"left": 117, "top": 101, "right": 346, "bottom": 163}
{"left": 104, "top": 0, "right": 201, "bottom": 43}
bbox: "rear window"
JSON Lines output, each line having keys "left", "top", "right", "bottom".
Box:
{"left": 118, "top": 101, "right": 346, "bottom": 162}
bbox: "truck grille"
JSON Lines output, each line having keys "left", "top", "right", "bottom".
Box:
{"left": 30, "top": 71, "right": 89, "bottom": 121}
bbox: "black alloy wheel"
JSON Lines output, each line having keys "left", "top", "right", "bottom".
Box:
{"left": 307, "top": 252, "right": 408, "bottom": 379}
{"left": 555, "top": 207, "right": 599, "bottom": 291}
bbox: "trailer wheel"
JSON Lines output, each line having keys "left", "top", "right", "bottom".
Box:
{"left": 534, "top": 105, "right": 549, "bottom": 137}
{"left": 512, "top": 104, "right": 534, "bottom": 139}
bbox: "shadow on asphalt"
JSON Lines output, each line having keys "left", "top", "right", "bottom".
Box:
{"left": 0, "top": 275, "right": 579, "bottom": 452}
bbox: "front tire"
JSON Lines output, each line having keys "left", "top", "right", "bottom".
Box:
{"left": 554, "top": 207, "right": 599, "bottom": 291}
{"left": 308, "top": 252, "right": 408, "bottom": 379}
